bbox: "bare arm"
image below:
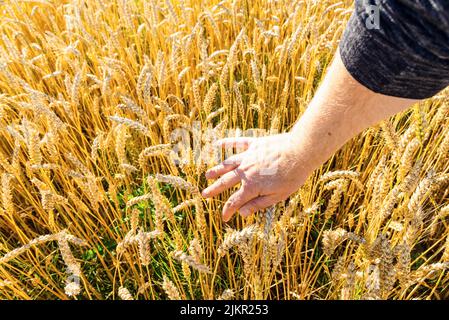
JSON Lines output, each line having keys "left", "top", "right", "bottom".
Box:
{"left": 202, "top": 50, "right": 418, "bottom": 221}
{"left": 288, "top": 49, "right": 418, "bottom": 172}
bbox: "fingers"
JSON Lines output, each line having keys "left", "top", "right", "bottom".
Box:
{"left": 239, "top": 195, "right": 278, "bottom": 217}
{"left": 205, "top": 153, "right": 244, "bottom": 179}
{"left": 222, "top": 185, "right": 257, "bottom": 222}
{"left": 201, "top": 169, "right": 241, "bottom": 198}
{"left": 214, "top": 137, "right": 254, "bottom": 152}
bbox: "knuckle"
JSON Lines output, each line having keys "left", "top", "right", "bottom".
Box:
{"left": 233, "top": 168, "right": 242, "bottom": 178}
{"left": 217, "top": 178, "right": 226, "bottom": 188}
{"left": 223, "top": 158, "right": 233, "bottom": 165}
{"left": 224, "top": 155, "right": 239, "bottom": 165}
{"left": 243, "top": 183, "right": 255, "bottom": 194}
{"left": 227, "top": 198, "right": 238, "bottom": 210}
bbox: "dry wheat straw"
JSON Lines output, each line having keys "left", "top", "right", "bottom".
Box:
{"left": 162, "top": 275, "right": 181, "bottom": 300}
{"left": 154, "top": 173, "right": 199, "bottom": 194}
{"left": 126, "top": 193, "right": 153, "bottom": 207}
{"left": 171, "top": 250, "right": 211, "bottom": 274}
{"left": 323, "top": 179, "right": 347, "bottom": 219}
{"left": 172, "top": 199, "right": 197, "bottom": 213}
{"left": 118, "top": 287, "right": 134, "bottom": 300}
{"left": 380, "top": 121, "right": 399, "bottom": 151}
{"left": 1, "top": 173, "right": 14, "bottom": 214}
{"left": 218, "top": 225, "right": 258, "bottom": 256}
{"left": 319, "top": 170, "right": 363, "bottom": 189}
{"left": 217, "top": 289, "right": 234, "bottom": 300}
{"left": 202, "top": 83, "right": 218, "bottom": 114}
{"left": 408, "top": 172, "right": 437, "bottom": 215}
{"left": 398, "top": 138, "right": 420, "bottom": 181}
{"left": 0, "top": 233, "right": 60, "bottom": 264}
{"left": 109, "top": 115, "right": 152, "bottom": 137}
{"left": 322, "top": 228, "right": 365, "bottom": 256}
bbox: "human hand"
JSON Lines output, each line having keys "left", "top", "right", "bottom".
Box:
{"left": 201, "top": 132, "right": 311, "bottom": 222}
{"left": 201, "top": 49, "right": 418, "bottom": 223}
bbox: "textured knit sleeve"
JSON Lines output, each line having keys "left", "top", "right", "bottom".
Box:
{"left": 339, "top": 0, "right": 449, "bottom": 99}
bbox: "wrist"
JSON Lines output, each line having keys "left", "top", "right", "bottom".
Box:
{"left": 285, "top": 130, "right": 320, "bottom": 175}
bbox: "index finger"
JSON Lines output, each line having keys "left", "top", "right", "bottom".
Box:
{"left": 201, "top": 169, "right": 241, "bottom": 198}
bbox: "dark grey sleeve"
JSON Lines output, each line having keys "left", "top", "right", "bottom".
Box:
{"left": 339, "top": 0, "right": 449, "bottom": 99}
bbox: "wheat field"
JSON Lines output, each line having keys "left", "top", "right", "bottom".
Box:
{"left": 0, "top": 0, "right": 448, "bottom": 300}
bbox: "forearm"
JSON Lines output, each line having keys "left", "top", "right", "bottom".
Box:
{"left": 289, "top": 50, "right": 418, "bottom": 172}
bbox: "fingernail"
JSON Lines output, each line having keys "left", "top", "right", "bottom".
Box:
{"left": 201, "top": 190, "right": 209, "bottom": 197}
